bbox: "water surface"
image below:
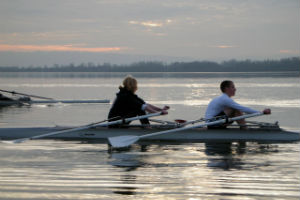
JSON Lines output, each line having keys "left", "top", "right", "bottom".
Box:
{"left": 0, "top": 72, "right": 299, "bottom": 199}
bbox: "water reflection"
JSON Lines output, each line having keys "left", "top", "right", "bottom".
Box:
{"left": 108, "top": 150, "right": 146, "bottom": 171}
{"left": 0, "top": 105, "right": 31, "bottom": 127}
{"left": 205, "top": 142, "right": 246, "bottom": 170}
{"left": 204, "top": 142, "right": 280, "bottom": 171}
{"left": 0, "top": 139, "right": 297, "bottom": 199}
{"left": 108, "top": 147, "right": 148, "bottom": 195}
{"left": 112, "top": 174, "right": 138, "bottom": 195}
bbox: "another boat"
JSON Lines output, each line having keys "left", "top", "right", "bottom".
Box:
{"left": 0, "top": 121, "right": 299, "bottom": 144}
{"left": 0, "top": 99, "right": 110, "bottom": 106}
{"left": 0, "top": 89, "right": 110, "bottom": 106}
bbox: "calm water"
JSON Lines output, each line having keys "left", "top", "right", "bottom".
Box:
{"left": 0, "top": 72, "right": 299, "bottom": 199}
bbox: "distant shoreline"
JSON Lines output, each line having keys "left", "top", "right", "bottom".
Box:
{"left": 1, "top": 71, "right": 299, "bottom": 78}
{"left": 0, "top": 57, "right": 299, "bottom": 73}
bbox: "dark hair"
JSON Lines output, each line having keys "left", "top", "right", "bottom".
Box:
{"left": 220, "top": 80, "right": 233, "bottom": 92}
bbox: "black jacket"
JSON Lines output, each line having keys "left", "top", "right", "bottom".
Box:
{"left": 108, "top": 88, "right": 149, "bottom": 124}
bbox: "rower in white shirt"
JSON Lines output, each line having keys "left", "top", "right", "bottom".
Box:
{"left": 205, "top": 80, "right": 271, "bottom": 129}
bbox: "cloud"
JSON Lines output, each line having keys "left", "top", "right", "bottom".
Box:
{"left": 0, "top": 44, "right": 124, "bottom": 53}
{"left": 129, "top": 19, "right": 173, "bottom": 28}
{"left": 208, "top": 45, "right": 237, "bottom": 49}
{"left": 0, "top": 1, "right": 298, "bottom": 62}
{"left": 141, "top": 22, "right": 163, "bottom": 28}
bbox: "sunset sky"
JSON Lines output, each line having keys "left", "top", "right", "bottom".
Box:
{"left": 0, "top": 0, "right": 299, "bottom": 66}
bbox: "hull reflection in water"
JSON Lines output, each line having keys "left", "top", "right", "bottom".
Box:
{"left": 0, "top": 136, "right": 299, "bottom": 199}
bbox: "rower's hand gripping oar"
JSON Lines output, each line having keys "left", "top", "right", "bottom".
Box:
{"left": 108, "top": 112, "right": 264, "bottom": 148}
{"left": 2, "top": 112, "right": 162, "bottom": 144}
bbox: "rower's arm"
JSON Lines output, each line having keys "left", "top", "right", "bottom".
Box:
{"left": 225, "top": 97, "right": 258, "bottom": 114}
{"left": 145, "top": 104, "right": 169, "bottom": 114}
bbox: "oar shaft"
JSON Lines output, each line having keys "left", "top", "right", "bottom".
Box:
{"left": 103, "top": 112, "right": 162, "bottom": 127}
{"left": 139, "top": 112, "right": 263, "bottom": 139}
{"left": 29, "top": 99, "right": 110, "bottom": 104}
{"left": 0, "top": 89, "right": 53, "bottom": 100}
{"left": 29, "top": 112, "right": 162, "bottom": 140}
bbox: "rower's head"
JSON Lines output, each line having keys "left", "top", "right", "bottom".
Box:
{"left": 220, "top": 80, "right": 236, "bottom": 97}
{"left": 120, "top": 75, "right": 138, "bottom": 93}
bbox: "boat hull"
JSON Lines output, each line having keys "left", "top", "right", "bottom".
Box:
{"left": 0, "top": 125, "right": 299, "bottom": 143}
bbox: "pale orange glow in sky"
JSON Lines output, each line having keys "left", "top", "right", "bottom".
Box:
{"left": 217, "top": 45, "right": 236, "bottom": 49}
{"left": 280, "top": 49, "right": 300, "bottom": 54}
{"left": 0, "top": 0, "right": 299, "bottom": 66}
{"left": 0, "top": 44, "right": 123, "bottom": 52}
{"left": 209, "top": 45, "right": 236, "bottom": 49}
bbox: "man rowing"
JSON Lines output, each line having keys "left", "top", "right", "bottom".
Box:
{"left": 108, "top": 75, "right": 169, "bottom": 126}
{"left": 205, "top": 80, "right": 271, "bottom": 129}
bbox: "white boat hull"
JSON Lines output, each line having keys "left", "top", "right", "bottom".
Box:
{"left": 0, "top": 125, "right": 299, "bottom": 143}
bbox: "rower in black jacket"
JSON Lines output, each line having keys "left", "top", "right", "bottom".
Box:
{"left": 108, "top": 76, "right": 169, "bottom": 126}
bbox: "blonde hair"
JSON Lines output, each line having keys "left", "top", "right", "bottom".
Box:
{"left": 119, "top": 75, "right": 137, "bottom": 93}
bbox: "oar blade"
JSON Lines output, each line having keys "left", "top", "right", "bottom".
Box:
{"left": 108, "top": 135, "right": 139, "bottom": 148}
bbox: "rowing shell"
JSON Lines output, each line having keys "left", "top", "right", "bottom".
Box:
{"left": 0, "top": 124, "right": 299, "bottom": 143}
{"left": 0, "top": 99, "right": 110, "bottom": 106}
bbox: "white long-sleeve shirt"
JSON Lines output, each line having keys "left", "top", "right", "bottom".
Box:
{"left": 205, "top": 93, "right": 259, "bottom": 119}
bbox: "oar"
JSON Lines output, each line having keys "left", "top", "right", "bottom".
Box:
{"left": 0, "top": 89, "right": 54, "bottom": 100}
{"left": 108, "top": 112, "right": 264, "bottom": 148}
{"left": 3, "top": 112, "right": 162, "bottom": 144}
{"left": 174, "top": 115, "right": 229, "bottom": 127}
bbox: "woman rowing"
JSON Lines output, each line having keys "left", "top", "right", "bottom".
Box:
{"left": 205, "top": 80, "right": 271, "bottom": 129}
{"left": 108, "top": 75, "right": 169, "bottom": 126}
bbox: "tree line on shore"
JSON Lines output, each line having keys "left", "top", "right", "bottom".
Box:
{"left": 0, "top": 57, "right": 299, "bottom": 72}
